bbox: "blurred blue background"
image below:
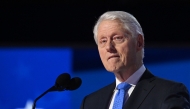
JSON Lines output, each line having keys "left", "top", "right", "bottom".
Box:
{"left": 0, "top": 47, "right": 189, "bottom": 109}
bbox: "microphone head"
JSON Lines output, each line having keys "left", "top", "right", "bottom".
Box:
{"left": 66, "top": 77, "right": 82, "bottom": 91}
{"left": 55, "top": 73, "right": 71, "bottom": 91}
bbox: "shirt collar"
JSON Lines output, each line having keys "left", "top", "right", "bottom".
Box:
{"left": 115, "top": 65, "right": 146, "bottom": 87}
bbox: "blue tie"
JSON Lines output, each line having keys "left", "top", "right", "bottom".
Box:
{"left": 112, "top": 82, "right": 131, "bottom": 109}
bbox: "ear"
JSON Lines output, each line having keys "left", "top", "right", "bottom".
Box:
{"left": 136, "top": 34, "right": 144, "bottom": 51}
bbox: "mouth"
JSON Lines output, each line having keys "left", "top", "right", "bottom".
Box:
{"left": 108, "top": 55, "right": 120, "bottom": 60}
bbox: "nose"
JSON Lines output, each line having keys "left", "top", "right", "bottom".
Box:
{"left": 106, "top": 41, "right": 116, "bottom": 53}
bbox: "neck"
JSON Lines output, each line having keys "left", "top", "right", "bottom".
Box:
{"left": 114, "top": 63, "right": 143, "bottom": 82}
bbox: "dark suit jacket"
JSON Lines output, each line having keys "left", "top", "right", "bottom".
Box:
{"left": 80, "top": 69, "right": 190, "bottom": 109}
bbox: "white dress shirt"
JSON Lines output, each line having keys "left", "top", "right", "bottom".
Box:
{"left": 109, "top": 65, "right": 146, "bottom": 109}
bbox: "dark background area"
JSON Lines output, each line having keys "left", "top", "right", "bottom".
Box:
{"left": 0, "top": 0, "right": 190, "bottom": 47}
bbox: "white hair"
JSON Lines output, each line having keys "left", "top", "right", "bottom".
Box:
{"left": 93, "top": 11, "right": 145, "bottom": 58}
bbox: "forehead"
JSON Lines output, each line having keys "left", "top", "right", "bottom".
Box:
{"left": 97, "top": 20, "right": 127, "bottom": 37}
{"left": 98, "top": 19, "right": 124, "bottom": 30}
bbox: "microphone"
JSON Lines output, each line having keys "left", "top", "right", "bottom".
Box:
{"left": 32, "top": 73, "right": 82, "bottom": 109}
{"left": 49, "top": 73, "right": 71, "bottom": 92}
{"left": 66, "top": 77, "right": 82, "bottom": 90}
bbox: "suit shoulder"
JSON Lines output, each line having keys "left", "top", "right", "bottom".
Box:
{"left": 144, "top": 69, "right": 184, "bottom": 86}
{"left": 154, "top": 76, "right": 183, "bottom": 85}
{"left": 153, "top": 76, "right": 189, "bottom": 91}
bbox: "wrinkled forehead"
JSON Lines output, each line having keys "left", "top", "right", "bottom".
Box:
{"left": 98, "top": 19, "right": 124, "bottom": 28}
{"left": 97, "top": 19, "right": 132, "bottom": 36}
{"left": 97, "top": 19, "right": 129, "bottom": 32}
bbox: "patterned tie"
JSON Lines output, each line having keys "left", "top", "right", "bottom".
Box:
{"left": 112, "top": 82, "right": 131, "bottom": 109}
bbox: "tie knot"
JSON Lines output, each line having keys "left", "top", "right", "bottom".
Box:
{"left": 117, "top": 82, "right": 131, "bottom": 90}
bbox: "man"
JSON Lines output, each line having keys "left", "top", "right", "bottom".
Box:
{"left": 80, "top": 11, "right": 190, "bottom": 109}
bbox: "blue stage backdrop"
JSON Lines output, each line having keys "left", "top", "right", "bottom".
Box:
{"left": 0, "top": 47, "right": 73, "bottom": 109}
{"left": 0, "top": 47, "right": 189, "bottom": 109}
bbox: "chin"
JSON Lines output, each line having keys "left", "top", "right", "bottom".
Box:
{"left": 106, "top": 66, "right": 119, "bottom": 73}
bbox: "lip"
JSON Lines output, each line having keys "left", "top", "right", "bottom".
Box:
{"left": 108, "top": 55, "right": 120, "bottom": 60}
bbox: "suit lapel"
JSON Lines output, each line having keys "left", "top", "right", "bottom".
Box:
{"left": 97, "top": 82, "right": 116, "bottom": 109}
{"left": 123, "top": 69, "right": 156, "bottom": 109}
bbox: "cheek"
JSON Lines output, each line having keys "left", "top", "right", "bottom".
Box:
{"left": 119, "top": 44, "right": 133, "bottom": 62}
{"left": 120, "top": 49, "right": 128, "bottom": 63}
{"left": 98, "top": 49, "right": 106, "bottom": 61}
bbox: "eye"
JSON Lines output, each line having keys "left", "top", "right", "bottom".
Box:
{"left": 98, "top": 38, "right": 107, "bottom": 47}
{"left": 113, "top": 36, "right": 124, "bottom": 43}
{"left": 100, "top": 39, "right": 107, "bottom": 43}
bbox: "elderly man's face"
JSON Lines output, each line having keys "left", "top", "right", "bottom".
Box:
{"left": 97, "top": 20, "right": 139, "bottom": 73}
